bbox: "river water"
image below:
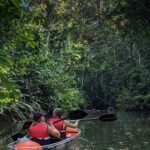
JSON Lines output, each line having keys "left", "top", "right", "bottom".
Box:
{"left": 0, "top": 111, "right": 149, "bottom": 150}
{"left": 79, "top": 111, "right": 150, "bottom": 150}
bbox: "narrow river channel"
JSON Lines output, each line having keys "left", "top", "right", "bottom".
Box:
{"left": 0, "top": 111, "right": 149, "bottom": 150}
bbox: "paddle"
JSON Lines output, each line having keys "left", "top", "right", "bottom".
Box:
{"left": 11, "top": 110, "right": 87, "bottom": 141}
{"left": 99, "top": 114, "right": 117, "bottom": 121}
{"left": 22, "top": 110, "right": 116, "bottom": 125}
{"left": 98, "top": 107, "right": 117, "bottom": 122}
{"left": 11, "top": 109, "right": 117, "bottom": 141}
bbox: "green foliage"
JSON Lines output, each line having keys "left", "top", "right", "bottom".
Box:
{"left": 107, "top": 0, "right": 150, "bottom": 32}
{"left": 10, "top": 0, "right": 21, "bottom": 8}
{"left": 58, "top": 88, "right": 84, "bottom": 112}
{"left": 68, "top": 0, "right": 150, "bottom": 110}
{"left": 0, "top": 45, "right": 21, "bottom": 106}
{"left": 1, "top": 0, "right": 150, "bottom": 119}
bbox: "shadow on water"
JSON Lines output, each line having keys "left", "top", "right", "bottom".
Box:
{"left": 0, "top": 111, "right": 150, "bottom": 150}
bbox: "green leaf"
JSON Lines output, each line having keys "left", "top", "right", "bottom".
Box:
{"left": 10, "top": 0, "right": 21, "bottom": 8}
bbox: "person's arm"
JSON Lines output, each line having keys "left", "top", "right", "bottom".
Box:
{"left": 64, "top": 120, "right": 79, "bottom": 128}
{"left": 48, "top": 125, "right": 60, "bottom": 139}
{"left": 48, "top": 121, "right": 55, "bottom": 128}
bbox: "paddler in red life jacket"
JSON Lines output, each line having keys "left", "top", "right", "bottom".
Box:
{"left": 47, "top": 108, "right": 79, "bottom": 137}
{"left": 29, "top": 112, "right": 60, "bottom": 145}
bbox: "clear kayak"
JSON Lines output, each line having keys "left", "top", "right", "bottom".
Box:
{"left": 7, "top": 128, "right": 81, "bottom": 150}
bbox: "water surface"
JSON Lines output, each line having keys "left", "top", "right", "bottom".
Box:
{"left": 79, "top": 111, "right": 150, "bottom": 150}
{"left": 0, "top": 112, "right": 149, "bottom": 150}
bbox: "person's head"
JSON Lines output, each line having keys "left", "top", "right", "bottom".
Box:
{"left": 33, "top": 112, "right": 45, "bottom": 122}
{"left": 53, "top": 108, "right": 63, "bottom": 118}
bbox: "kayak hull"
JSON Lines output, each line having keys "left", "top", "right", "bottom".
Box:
{"left": 7, "top": 129, "right": 81, "bottom": 150}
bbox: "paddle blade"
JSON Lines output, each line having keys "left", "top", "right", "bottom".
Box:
{"left": 68, "top": 110, "right": 88, "bottom": 120}
{"left": 99, "top": 114, "right": 117, "bottom": 122}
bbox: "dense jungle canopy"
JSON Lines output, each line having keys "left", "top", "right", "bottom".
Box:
{"left": 0, "top": 0, "right": 150, "bottom": 120}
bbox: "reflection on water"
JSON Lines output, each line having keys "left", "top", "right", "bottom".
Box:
{"left": 0, "top": 112, "right": 150, "bottom": 150}
{"left": 79, "top": 111, "right": 150, "bottom": 150}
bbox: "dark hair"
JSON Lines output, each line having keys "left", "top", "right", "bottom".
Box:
{"left": 53, "top": 108, "right": 63, "bottom": 118}
{"left": 33, "top": 112, "right": 44, "bottom": 121}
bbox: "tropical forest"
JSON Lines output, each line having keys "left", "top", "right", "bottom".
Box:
{"left": 0, "top": 0, "right": 150, "bottom": 150}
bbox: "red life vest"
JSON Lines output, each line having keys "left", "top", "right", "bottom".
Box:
{"left": 48, "top": 118, "right": 64, "bottom": 131}
{"left": 29, "top": 122, "right": 49, "bottom": 138}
